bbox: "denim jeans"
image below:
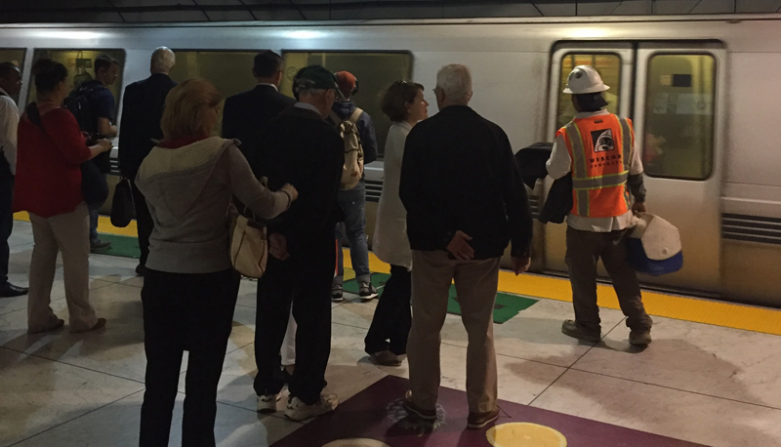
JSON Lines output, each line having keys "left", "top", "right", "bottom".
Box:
{"left": 334, "top": 179, "right": 371, "bottom": 285}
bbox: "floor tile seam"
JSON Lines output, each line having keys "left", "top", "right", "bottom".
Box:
{"left": 565, "top": 367, "right": 781, "bottom": 412}
{"left": 6, "top": 388, "right": 146, "bottom": 447}
{"left": 437, "top": 340, "right": 577, "bottom": 370}
{"left": 525, "top": 367, "right": 570, "bottom": 407}
{"left": 18, "top": 349, "right": 147, "bottom": 386}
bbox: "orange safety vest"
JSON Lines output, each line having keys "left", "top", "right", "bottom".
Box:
{"left": 556, "top": 114, "right": 634, "bottom": 218}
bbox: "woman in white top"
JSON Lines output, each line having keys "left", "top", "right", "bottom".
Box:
{"left": 365, "top": 80, "right": 428, "bottom": 366}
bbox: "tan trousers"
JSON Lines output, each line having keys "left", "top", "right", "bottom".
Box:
{"left": 407, "top": 250, "right": 500, "bottom": 413}
{"left": 28, "top": 202, "right": 97, "bottom": 333}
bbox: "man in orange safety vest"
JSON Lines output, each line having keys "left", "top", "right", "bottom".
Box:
{"left": 546, "top": 65, "right": 653, "bottom": 347}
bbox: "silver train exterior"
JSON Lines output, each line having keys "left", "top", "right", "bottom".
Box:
{"left": 1, "top": 14, "right": 779, "bottom": 306}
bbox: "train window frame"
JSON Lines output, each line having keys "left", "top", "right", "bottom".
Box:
{"left": 642, "top": 51, "right": 717, "bottom": 181}
{"left": 0, "top": 48, "right": 28, "bottom": 104}
{"left": 555, "top": 51, "right": 623, "bottom": 131}
{"left": 26, "top": 48, "right": 127, "bottom": 119}
{"left": 280, "top": 49, "right": 415, "bottom": 160}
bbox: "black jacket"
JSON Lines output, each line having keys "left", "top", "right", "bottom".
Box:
{"left": 118, "top": 73, "right": 177, "bottom": 179}
{"left": 250, "top": 106, "right": 344, "bottom": 256}
{"left": 222, "top": 85, "right": 296, "bottom": 160}
{"left": 400, "top": 105, "right": 533, "bottom": 259}
{"left": 514, "top": 142, "right": 572, "bottom": 224}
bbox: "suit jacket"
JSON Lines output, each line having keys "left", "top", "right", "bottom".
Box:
{"left": 222, "top": 85, "right": 296, "bottom": 161}
{"left": 118, "top": 73, "right": 177, "bottom": 179}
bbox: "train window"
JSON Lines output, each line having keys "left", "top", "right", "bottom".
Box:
{"left": 0, "top": 49, "right": 26, "bottom": 103}
{"left": 168, "top": 50, "right": 258, "bottom": 136}
{"left": 27, "top": 49, "right": 126, "bottom": 119}
{"left": 556, "top": 53, "right": 622, "bottom": 130}
{"left": 643, "top": 54, "right": 715, "bottom": 180}
{"left": 280, "top": 51, "right": 414, "bottom": 159}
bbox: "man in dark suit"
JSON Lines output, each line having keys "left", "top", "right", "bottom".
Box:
{"left": 118, "top": 47, "right": 177, "bottom": 276}
{"left": 222, "top": 50, "right": 295, "bottom": 160}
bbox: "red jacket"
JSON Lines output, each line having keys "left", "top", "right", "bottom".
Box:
{"left": 13, "top": 108, "right": 92, "bottom": 218}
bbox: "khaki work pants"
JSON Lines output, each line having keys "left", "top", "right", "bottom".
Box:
{"left": 566, "top": 226, "right": 653, "bottom": 334}
{"left": 407, "top": 250, "right": 500, "bottom": 414}
{"left": 27, "top": 202, "right": 97, "bottom": 333}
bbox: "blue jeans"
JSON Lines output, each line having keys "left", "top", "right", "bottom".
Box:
{"left": 88, "top": 174, "right": 108, "bottom": 243}
{"left": 334, "top": 179, "right": 371, "bottom": 285}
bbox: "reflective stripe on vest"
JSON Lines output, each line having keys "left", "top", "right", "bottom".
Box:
{"left": 563, "top": 114, "right": 633, "bottom": 218}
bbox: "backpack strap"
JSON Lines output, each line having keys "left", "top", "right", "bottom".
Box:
{"left": 347, "top": 107, "right": 363, "bottom": 124}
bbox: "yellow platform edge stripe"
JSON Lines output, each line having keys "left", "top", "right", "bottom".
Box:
{"left": 15, "top": 212, "right": 780, "bottom": 336}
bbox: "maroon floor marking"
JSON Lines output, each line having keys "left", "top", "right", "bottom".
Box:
{"left": 272, "top": 376, "right": 708, "bottom": 447}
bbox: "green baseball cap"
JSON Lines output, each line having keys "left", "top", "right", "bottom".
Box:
{"left": 293, "top": 65, "right": 344, "bottom": 97}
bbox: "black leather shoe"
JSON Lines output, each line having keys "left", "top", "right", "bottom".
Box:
{"left": 0, "top": 283, "right": 29, "bottom": 298}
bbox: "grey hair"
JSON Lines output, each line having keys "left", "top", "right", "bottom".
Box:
{"left": 150, "top": 47, "right": 175, "bottom": 74}
{"left": 436, "top": 64, "right": 472, "bottom": 103}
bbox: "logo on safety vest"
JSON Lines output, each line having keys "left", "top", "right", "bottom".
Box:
{"left": 591, "top": 129, "right": 615, "bottom": 152}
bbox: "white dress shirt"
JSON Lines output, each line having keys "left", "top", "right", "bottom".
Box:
{"left": 0, "top": 87, "right": 19, "bottom": 175}
{"left": 546, "top": 109, "right": 644, "bottom": 232}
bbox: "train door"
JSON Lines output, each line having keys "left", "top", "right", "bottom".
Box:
{"left": 544, "top": 42, "right": 726, "bottom": 294}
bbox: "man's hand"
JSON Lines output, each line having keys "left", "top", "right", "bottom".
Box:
{"left": 511, "top": 256, "right": 531, "bottom": 275}
{"left": 269, "top": 233, "right": 289, "bottom": 260}
{"left": 632, "top": 201, "right": 647, "bottom": 215}
{"left": 446, "top": 230, "right": 475, "bottom": 261}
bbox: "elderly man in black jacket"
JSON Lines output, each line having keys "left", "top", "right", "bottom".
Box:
{"left": 250, "top": 65, "right": 344, "bottom": 422}
{"left": 118, "top": 47, "right": 177, "bottom": 276}
{"left": 399, "top": 64, "right": 533, "bottom": 430}
{"left": 222, "top": 50, "right": 296, "bottom": 160}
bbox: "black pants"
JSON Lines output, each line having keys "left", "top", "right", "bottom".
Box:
{"left": 364, "top": 265, "right": 412, "bottom": 356}
{"left": 131, "top": 180, "right": 153, "bottom": 268}
{"left": 139, "top": 268, "right": 240, "bottom": 447}
{"left": 254, "top": 233, "right": 334, "bottom": 405}
{"left": 0, "top": 156, "right": 12, "bottom": 286}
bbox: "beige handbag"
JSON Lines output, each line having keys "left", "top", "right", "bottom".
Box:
{"left": 230, "top": 207, "right": 268, "bottom": 278}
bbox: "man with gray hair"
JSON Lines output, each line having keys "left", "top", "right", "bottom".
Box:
{"left": 119, "top": 47, "right": 177, "bottom": 276}
{"left": 399, "top": 64, "right": 533, "bottom": 429}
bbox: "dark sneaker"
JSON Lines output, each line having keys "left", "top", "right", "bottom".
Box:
{"left": 28, "top": 318, "right": 65, "bottom": 335}
{"left": 284, "top": 394, "right": 339, "bottom": 421}
{"left": 629, "top": 330, "right": 652, "bottom": 346}
{"left": 331, "top": 284, "right": 344, "bottom": 302}
{"left": 370, "top": 350, "right": 402, "bottom": 367}
{"left": 561, "top": 319, "right": 601, "bottom": 343}
{"left": 90, "top": 239, "right": 112, "bottom": 252}
{"left": 467, "top": 408, "right": 500, "bottom": 430}
{"left": 359, "top": 282, "right": 378, "bottom": 301}
{"left": 0, "top": 283, "right": 28, "bottom": 297}
{"left": 402, "top": 390, "right": 437, "bottom": 421}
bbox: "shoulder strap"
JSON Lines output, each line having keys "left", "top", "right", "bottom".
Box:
{"left": 348, "top": 107, "right": 363, "bottom": 124}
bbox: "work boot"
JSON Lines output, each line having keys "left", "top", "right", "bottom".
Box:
{"left": 629, "top": 330, "right": 652, "bottom": 347}
{"left": 561, "top": 319, "right": 601, "bottom": 343}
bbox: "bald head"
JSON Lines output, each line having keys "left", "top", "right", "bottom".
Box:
{"left": 151, "top": 47, "right": 175, "bottom": 74}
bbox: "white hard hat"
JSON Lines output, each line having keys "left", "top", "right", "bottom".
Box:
{"left": 563, "top": 65, "right": 610, "bottom": 95}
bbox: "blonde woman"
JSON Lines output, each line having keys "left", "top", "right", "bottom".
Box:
{"left": 136, "top": 78, "right": 297, "bottom": 446}
{"left": 365, "top": 80, "right": 428, "bottom": 366}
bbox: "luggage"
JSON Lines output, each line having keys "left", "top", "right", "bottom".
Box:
{"left": 627, "top": 213, "right": 683, "bottom": 276}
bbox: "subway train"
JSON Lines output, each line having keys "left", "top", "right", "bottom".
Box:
{"left": 1, "top": 14, "right": 779, "bottom": 307}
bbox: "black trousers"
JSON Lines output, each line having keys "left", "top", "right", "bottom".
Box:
{"left": 364, "top": 265, "right": 412, "bottom": 356}
{"left": 139, "top": 268, "right": 240, "bottom": 447}
{"left": 0, "top": 156, "right": 12, "bottom": 286}
{"left": 131, "top": 180, "right": 153, "bottom": 268}
{"left": 254, "top": 233, "right": 334, "bottom": 405}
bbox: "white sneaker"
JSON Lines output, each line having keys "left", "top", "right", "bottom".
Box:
{"left": 284, "top": 394, "right": 339, "bottom": 421}
{"left": 257, "top": 394, "right": 280, "bottom": 414}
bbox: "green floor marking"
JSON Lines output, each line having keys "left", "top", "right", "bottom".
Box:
{"left": 447, "top": 287, "right": 538, "bottom": 324}
{"left": 92, "top": 233, "right": 141, "bottom": 259}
